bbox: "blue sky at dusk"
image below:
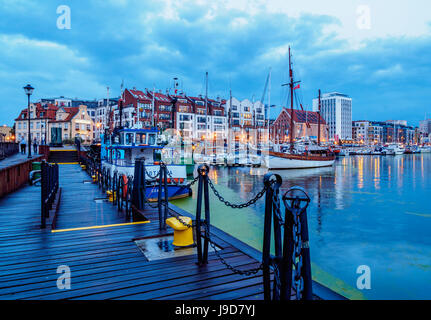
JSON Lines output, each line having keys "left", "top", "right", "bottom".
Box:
{"left": 0, "top": 0, "right": 430, "bottom": 126}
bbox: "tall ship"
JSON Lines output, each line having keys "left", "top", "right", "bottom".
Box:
{"left": 264, "top": 47, "right": 335, "bottom": 170}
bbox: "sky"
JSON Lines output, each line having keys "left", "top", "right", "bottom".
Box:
{"left": 0, "top": 0, "right": 431, "bottom": 126}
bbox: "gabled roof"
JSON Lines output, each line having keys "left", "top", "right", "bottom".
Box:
{"left": 127, "top": 89, "right": 151, "bottom": 101}
{"left": 50, "top": 107, "right": 79, "bottom": 122}
{"left": 279, "top": 108, "right": 326, "bottom": 125}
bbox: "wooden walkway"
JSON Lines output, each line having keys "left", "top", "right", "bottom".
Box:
{"left": 0, "top": 164, "right": 266, "bottom": 300}
{"left": 0, "top": 164, "right": 343, "bottom": 300}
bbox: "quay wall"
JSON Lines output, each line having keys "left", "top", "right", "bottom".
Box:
{"left": 0, "top": 154, "right": 45, "bottom": 198}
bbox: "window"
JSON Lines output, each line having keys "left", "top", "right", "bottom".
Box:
{"left": 125, "top": 133, "right": 134, "bottom": 145}
{"left": 148, "top": 134, "right": 156, "bottom": 145}
{"left": 136, "top": 133, "right": 146, "bottom": 144}
{"left": 75, "top": 123, "right": 79, "bottom": 130}
{"left": 86, "top": 124, "right": 91, "bottom": 131}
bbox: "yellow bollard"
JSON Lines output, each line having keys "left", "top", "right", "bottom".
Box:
{"left": 92, "top": 175, "right": 97, "bottom": 183}
{"left": 106, "top": 190, "right": 113, "bottom": 202}
{"left": 81, "top": 165, "right": 86, "bottom": 170}
{"left": 166, "top": 217, "right": 194, "bottom": 247}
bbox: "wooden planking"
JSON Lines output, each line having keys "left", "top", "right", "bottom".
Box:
{"left": 0, "top": 163, "right": 269, "bottom": 300}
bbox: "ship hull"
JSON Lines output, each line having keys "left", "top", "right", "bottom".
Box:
{"left": 265, "top": 152, "right": 335, "bottom": 170}
{"left": 101, "top": 160, "right": 191, "bottom": 201}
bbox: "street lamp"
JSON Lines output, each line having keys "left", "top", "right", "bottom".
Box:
{"left": 23, "top": 84, "right": 34, "bottom": 158}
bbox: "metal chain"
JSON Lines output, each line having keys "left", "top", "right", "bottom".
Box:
{"left": 208, "top": 177, "right": 269, "bottom": 209}
{"left": 291, "top": 205, "right": 304, "bottom": 300}
{"left": 165, "top": 167, "right": 199, "bottom": 188}
{"left": 272, "top": 189, "right": 284, "bottom": 225}
{"left": 204, "top": 223, "right": 263, "bottom": 276}
{"left": 145, "top": 170, "right": 160, "bottom": 179}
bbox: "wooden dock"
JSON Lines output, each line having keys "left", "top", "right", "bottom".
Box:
{"left": 0, "top": 164, "right": 343, "bottom": 300}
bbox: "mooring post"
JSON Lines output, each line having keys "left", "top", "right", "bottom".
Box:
{"left": 282, "top": 187, "right": 312, "bottom": 300}
{"left": 195, "top": 164, "right": 210, "bottom": 265}
{"left": 299, "top": 200, "right": 313, "bottom": 300}
{"left": 40, "top": 160, "right": 47, "bottom": 229}
{"left": 262, "top": 173, "right": 282, "bottom": 300}
{"left": 163, "top": 165, "right": 169, "bottom": 225}
{"left": 132, "top": 157, "right": 145, "bottom": 211}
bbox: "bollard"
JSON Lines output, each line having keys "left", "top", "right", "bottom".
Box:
{"left": 166, "top": 216, "right": 194, "bottom": 247}
{"left": 282, "top": 187, "right": 312, "bottom": 300}
{"left": 262, "top": 173, "right": 282, "bottom": 300}
{"left": 195, "top": 164, "right": 210, "bottom": 265}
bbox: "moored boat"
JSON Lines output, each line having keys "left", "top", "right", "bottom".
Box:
{"left": 101, "top": 128, "right": 191, "bottom": 201}
{"left": 265, "top": 47, "right": 335, "bottom": 170}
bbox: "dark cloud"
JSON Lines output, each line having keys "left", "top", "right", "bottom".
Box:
{"left": 0, "top": 0, "right": 429, "bottom": 125}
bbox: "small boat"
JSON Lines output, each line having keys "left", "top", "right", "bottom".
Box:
{"left": 101, "top": 128, "right": 191, "bottom": 201}
{"left": 420, "top": 146, "right": 431, "bottom": 153}
{"left": 386, "top": 143, "right": 405, "bottom": 155}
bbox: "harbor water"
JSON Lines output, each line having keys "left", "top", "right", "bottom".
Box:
{"left": 172, "top": 153, "right": 431, "bottom": 300}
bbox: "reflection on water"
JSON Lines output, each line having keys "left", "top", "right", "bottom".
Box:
{"left": 172, "top": 154, "right": 431, "bottom": 300}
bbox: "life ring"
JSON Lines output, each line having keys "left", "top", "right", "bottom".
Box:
{"left": 122, "top": 175, "right": 128, "bottom": 198}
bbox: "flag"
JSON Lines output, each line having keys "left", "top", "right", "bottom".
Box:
{"left": 294, "top": 84, "right": 300, "bottom": 90}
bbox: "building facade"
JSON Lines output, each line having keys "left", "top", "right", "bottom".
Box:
{"left": 15, "top": 103, "right": 94, "bottom": 145}
{"left": 15, "top": 103, "right": 58, "bottom": 144}
{"left": 269, "top": 108, "right": 328, "bottom": 144}
{"left": 313, "top": 92, "right": 352, "bottom": 141}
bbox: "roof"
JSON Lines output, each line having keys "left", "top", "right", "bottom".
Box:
{"left": 127, "top": 89, "right": 151, "bottom": 101}
{"left": 292, "top": 109, "right": 326, "bottom": 125}
{"left": 280, "top": 108, "right": 326, "bottom": 125}
{"left": 50, "top": 107, "right": 79, "bottom": 122}
{"left": 15, "top": 103, "right": 59, "bottom": 121}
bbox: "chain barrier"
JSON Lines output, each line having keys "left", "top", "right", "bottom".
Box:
{"left": 207, "top": 177, "right": 269, "bottom": 209}
{"left": 80, "top": 151, "right": 313, "bottom": 300}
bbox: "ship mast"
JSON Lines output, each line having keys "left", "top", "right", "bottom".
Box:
{"left": 289, "top": 48, "right": 294, "bottom": 152}
{"left": 318, "top": 89, "right": 321, "bottom": 146}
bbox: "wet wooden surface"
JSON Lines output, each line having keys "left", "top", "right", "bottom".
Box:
{"left": 0, "top": 164, "right": 266, "bottom": 300}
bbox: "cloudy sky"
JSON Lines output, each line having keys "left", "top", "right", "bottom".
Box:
{"left": 0, "top": 0, "right": 430, "bottom": 126}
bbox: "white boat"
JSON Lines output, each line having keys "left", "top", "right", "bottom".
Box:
{"left": 386, "top": 143, "right": 405, "bottom": 155}
{"left": 265, "top": 151, "right": 335, "bottom": 169}
{"left": 420, "top": 146, "right": 431, "bottom": 153}
{"left": 101, "top": 128, "right": 191, "bottom": 201}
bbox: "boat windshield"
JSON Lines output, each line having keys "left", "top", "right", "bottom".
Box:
{"left": 136, "top": 133, "right": 146, "bottom": 144}
{"left": 125, "top": 133, "right": 134, "bottom": 145}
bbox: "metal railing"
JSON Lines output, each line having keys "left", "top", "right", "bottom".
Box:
{"left": 79, "top": 151, "right": 314, "bottom": 300}
{"left": 40, "top": 160, "right": 59, "bottom": 228}
{"left": 0, "top": 142, "right": 18, "bottom": 160}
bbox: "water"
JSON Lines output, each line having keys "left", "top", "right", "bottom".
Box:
{"left": 172, "top": 153, "right": 431, "bottom": 300}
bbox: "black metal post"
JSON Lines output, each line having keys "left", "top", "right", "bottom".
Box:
{"left": 262, "top": 173, "right": 282, "bottom": 300}
{"left": 158, "top": 164, "right": 163, "bottom": 229}
{"left": 40, "top": 161, "right": 46, "bottom": 228}
{"left": 299, "top": 202, "right": 313, "bottom": 300}
{"left": 163, "top": 165, "right": 169, "bottom": 225}
{"left": 195, "top": 164, "right": 210, "bottom": 265}
{"left": 27, "top": 93, "right": 31, "bottom": 158}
